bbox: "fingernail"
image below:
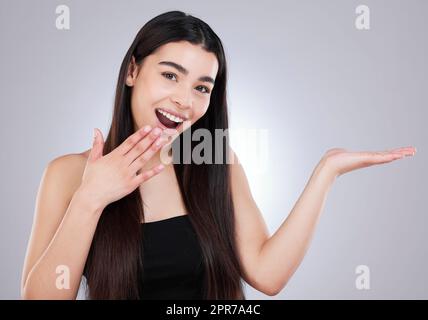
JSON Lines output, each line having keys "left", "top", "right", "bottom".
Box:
{"left": 153, "top": 128, "right": 161, "bottom": 135}
{"left": 143, "top": 125, "right": 151, "bottom": 133}
{"left": 93, "top": 129, "right": 97, "bottom": 140}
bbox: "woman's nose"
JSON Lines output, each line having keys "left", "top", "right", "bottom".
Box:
{"left": 172, "top": 87, "right": 192, "bottom": 109}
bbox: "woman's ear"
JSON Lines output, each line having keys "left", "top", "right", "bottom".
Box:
{"left": 126, "top": 55, "right": 139, "bottom": 87}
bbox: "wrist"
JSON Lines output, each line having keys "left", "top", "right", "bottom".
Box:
{"left": 72, "top": 187, "right": 106, "bottom": 218}
{"left": 315, "top": 157, "right": 338, "bottom": 185}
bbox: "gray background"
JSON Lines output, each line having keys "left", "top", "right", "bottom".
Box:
{"left": 1, "top": 0, "right": 426, "bottom": 299}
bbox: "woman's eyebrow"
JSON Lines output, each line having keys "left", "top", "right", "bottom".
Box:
{"left": 158, "top": 61, "right": 215, "bottom": 84}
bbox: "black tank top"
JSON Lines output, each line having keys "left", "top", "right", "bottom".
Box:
{"left": 139, "top": 215, "right": 205, "bottom": 299}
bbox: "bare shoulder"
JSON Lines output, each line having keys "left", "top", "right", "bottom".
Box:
{"left": 50, "top": 149, "right": 89, "bottom": 180}
{"left": 21, "top": 149, "right": 91, "bottom": 291}
{"left": 49, "top": 148, "right": 90, "bottom": 167}
{"left": 37, "top": 147, "right": 91, "bottom": 218}
{"left": 45, "top": 148, "right": 90, "bottom": 199}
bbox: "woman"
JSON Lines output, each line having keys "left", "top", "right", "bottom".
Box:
{"left": 21, "top": 10, "right": 416, "bottom": 300}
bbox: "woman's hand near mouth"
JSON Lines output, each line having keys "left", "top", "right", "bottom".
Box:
{"left": 78, "top": 126, "right": 169, "bottom": 211}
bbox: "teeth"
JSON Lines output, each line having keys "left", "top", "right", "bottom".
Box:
{"left": 158, "top": 109, "right": 184, "bottom": 123}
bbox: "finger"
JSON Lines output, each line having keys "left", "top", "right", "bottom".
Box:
{"left": 385, "top": 153, "right": 405, "bottom": 161}
{"left": 368, "top": 151, "right": 415, "bottom": 164}
{"left": 124, "top": 127, "right": 163, "bottom": 164}
{"left": 386, "top": 146, "right": 416, "bottom": 154}
{"left": 365, "top": 147, "right": 416, "bottom": 160}
{"left": 356, "top": 151, "right": 401, "bottom": 165}
{"left": 384, "top": 149, "right": 416, "bottom": 159}
{"left": 88, "top": 128, "right": 104, "bottom": 162}
{"left": 128, "top": 136, "right": 169, "bottom": 173}
{"left": 391, "top": 150, "right": 416, "bottom": 157}
{"left": 132, "top": 164, "right": 165, "bottom": 186}
{"left": 116, "top": 125, "right": 153, "bottom": 155}
{"left": 390, "top": 146, "right": 415, "bottom": 151}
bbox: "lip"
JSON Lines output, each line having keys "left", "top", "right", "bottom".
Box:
{"left": 154, "top": 109, "right": 184, "bottom": 132}
{"left": 155, "top": 107, "right": 188, "bottom": 121}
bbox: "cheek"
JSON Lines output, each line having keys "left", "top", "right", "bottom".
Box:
{"left": 144, "top": 78, "right": 171, "bottom": 100}
{"left": 131, "top": 79, "right": 167, "bottom": 114}
{"left": 192, "top": 101, "right": 210, "bottom": 121}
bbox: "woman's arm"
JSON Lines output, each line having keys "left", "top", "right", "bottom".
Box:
{"left": 22, "top": 126, "right": 169, "bottom": 299}
{"left": 21, "top": 156, "right": 103, "bottom": 299}
{"left": 232, "top": 146, "right": 415, "bottom": 296}
{"left": 256, "top": 158, "right": 334, "bottom": 295}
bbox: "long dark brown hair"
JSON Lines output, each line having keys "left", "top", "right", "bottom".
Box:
{"left": 83, "top": 11, "right": 245, "bottom": 299}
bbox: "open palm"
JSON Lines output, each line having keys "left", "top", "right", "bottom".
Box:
{"left": 322, "top": 146, "right": 417, "bottom": 178}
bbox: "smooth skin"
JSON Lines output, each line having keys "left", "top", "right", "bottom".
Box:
{"left": 21, "top": 40, "right": 416, "bottom": 298}
{"left": 21, "top": 126, "right": 170, "bottom": 299}
{"left": 242, "top": 146, "right": 416, "bottom": 295}
{"left": 21, "top": 41, "right": 220, "bottom": 299}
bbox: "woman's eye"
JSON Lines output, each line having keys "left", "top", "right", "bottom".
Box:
{"left": 162, "top": 72, "right": 177, "bottom": 81}
{"left": 162, "top": 72, "right": 210, "bottom": 94}
{"left": 196, "top": 85, "right": 210, "bottom": 94}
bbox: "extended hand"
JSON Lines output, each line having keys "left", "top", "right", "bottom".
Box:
{"left": 322, "top": 146, "right": 417, "bottom": 178}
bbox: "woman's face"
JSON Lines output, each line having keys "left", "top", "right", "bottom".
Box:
{"left": 126, "top": 40, "right": 219, "bottom": 138}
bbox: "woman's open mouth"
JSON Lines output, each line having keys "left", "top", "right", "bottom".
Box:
{"left": 155, "top": 108, "right": 185, "bottom": 129}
